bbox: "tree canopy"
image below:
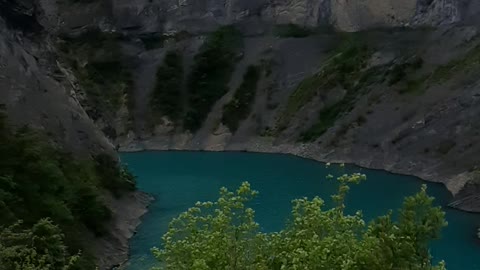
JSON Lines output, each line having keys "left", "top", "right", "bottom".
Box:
{"left": 0, "top": 113, "right": 136, "bottom": 268}
{"left": 0, "top": 219, "right": 78, "bottom": 270}
{"left": 153, "top": 173, "right": 447, "bottom": 270}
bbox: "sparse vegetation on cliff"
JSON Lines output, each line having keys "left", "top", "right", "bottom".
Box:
{"left": 431, "top": 44, "right": 480, "bottom": 84}
{"left": 184, "top": 26, "right": 243, "bottom": 132}
{"left": 275, "top": 38, "right": 376, "bottom": 141}
{"left": 278, "top": 39, "right": 370, "bottom": 131}
{"left": 387, "top": 56, "right": 424, "bottom": 86}
{"left": 153, "top": 174, "right": 447, "bottom": 270}
{"left": 58, "top": 30, "right": 134, "bottom": 125}
{"left": 222, "top": 65, "right": 261, "bottom": 132}
{"left": 393, "top": 44, "right": 480, "bottom": 95}
{"left": 150, "top": 50, "right": 184, "bottom": 124}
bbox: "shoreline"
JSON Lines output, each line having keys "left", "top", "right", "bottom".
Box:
{"left": 117, "top": 136, "right": 478, "bottom": 212}
{"left": 116, "top": 142, "right": 480, "bottom": 268}
{"left": 121, "top": 147, "right": 450, "bottom": 189}
{"left": 98, "top": 191, "right": 153, "bottom": 270}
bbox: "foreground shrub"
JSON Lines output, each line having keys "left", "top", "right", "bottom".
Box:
{"left": 153, "top": 174, "right": 447, "bottom": 270}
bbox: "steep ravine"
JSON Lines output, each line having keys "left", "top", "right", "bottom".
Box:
{"left": 2, "top": 0, "right": 480, "bottom": 269}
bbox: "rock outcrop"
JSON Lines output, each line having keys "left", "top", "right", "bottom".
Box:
{"left": 23, "top": 0, "right": 478, "bottom": 35}
{"left": 45, "top": 0, "right": 480, "bottom": 34}
{"left": 0, "top": 2, "right": 113, "bottom": 156}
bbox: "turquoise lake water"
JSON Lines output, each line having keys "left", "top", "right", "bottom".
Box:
{"left": 121, "top": 151, "right": 480, "bottom": 270}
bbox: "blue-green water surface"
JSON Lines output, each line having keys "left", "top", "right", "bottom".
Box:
{"left": 121, "top": 151, "right": 480, "bottom": 270}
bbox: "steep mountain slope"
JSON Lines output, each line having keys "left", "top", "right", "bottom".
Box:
{"left": 0, "top": 2, "right": 149, "bottom": 269}
{"left": 121, "top": 25, "right": 480, "bottom": 212}
{"left": 103, "top": 1, "right": 480, "bottom": 212}
{"left": 1, "top": 0, "right": 480, "bottom": 268}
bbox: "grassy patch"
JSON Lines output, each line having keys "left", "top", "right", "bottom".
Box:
{"left": 59, "top": 29, "right": 134, "bottom": 127}
{"left": 430, "top": 44, "right": 480, "bottom": 84}
{"left": 398, "top": 77, "right": 427, "bottom": 95}
{"left": 298, "top": 69, "right": 379, "bottom": 143}
{"left": 274, "top": 24, "right": 313, "bottom": 38}
{"left": 184, "top": 26, "right": 243, "bottom": 132}
{"left": 222, "top": 65, "right": 261, "bottom": 132}
{"left": 396, "top": 44, "right": 480, "bottom": 95}
{"left": 150, "top": 50, "right": 184, "bottom": 123}
{"left": 436, "top": 140, "right": 457, "bottom": 155}
{"left": 300, "top": 103, "right": 343, "bottom": 142}
{"left": 277, "top": 39, "right": 372, "bottom": 135}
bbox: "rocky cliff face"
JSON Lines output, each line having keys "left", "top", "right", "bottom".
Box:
{"left": 49, "top": 0, "right": 478, "bottom": 34}
{"left": 0, "top": 0, "right": 113, "bottom": 156}
{"left": 119, "top": 26, "right": 480, "bottom": 214}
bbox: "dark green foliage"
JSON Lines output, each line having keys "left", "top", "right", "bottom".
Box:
{"left": 300, "top": 103, "right": 343, "bottom": 142}
{"left": 140, "top": 35, "right": 167, "bottom": 50}
{"left": 430, "top": 44, "right": 480, "bottom": 83}
{"left": 0, "top": 114, "right": 136, "bottom": 268}
{"left": 393, "top": 45, "right": 480, "bottom": 96}
{"left": 279, "top": 40, "right": 370, "bottom": 127}
{"left": 388, "top": 64, "right": 408, "bottom": 86}
{"left": 59, "top": 30, "right": 134, "bottom": 125}
{"left": 151, "top": 51, "right": 184, "bottom": 123}
{"left": 398, "top": 78, "right": 426, "bottom": 95}
{"left": 299, "top": 70, "right": 378, "bottom": 143}
{"left": 298, "top": 50, "right": 386, "bottom": 142}
{"left": 278, "top": 39, "right": 373, "bottom": 138}
{"left": 274, "top": 24, "right": 312, "bottom": 38}
{"left": 0, "top": 219, "right": 77, "bottom": 270}
{"left": 390, "top": 43, "right": 480, "bottom": 99}
{"left": 184, "top": 26, "right": 243, "bottom": 132}
{"left": 94, "top": 153, "right": 136, "bottom": 197}
{"left": 387, "top": 56, "right": 424, "bottom": 86}
{"left": 222, "top": 65, "right": 261, "bottom": 132}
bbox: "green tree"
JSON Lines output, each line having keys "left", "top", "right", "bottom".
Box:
{"left": 222, "top": 65, "right": 261, "bottom": 132}
{"left": 0, "top": 218, "right": 78, "bottom": 270}
{"left": 151, "top": 50, "right": 184, "bottom": 123}
{"left": 0, "top": 112, "right": 136, "bottom": 268}
{"left": 153, "top": 174, "right": 447, "bottom": 270}
{"left": 184, "top": 26, "right": 243, "bottom": 131}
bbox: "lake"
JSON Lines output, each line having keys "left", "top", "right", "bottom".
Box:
{"left": 121, "top": 151, "right": 480, "bottom": 270}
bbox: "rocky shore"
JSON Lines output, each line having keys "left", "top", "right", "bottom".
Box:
{"left": 119, "top": 135, "right": 480, "bottom": 213}
{"left": 97, "top": 191, "right": 153, "bottom": 270}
